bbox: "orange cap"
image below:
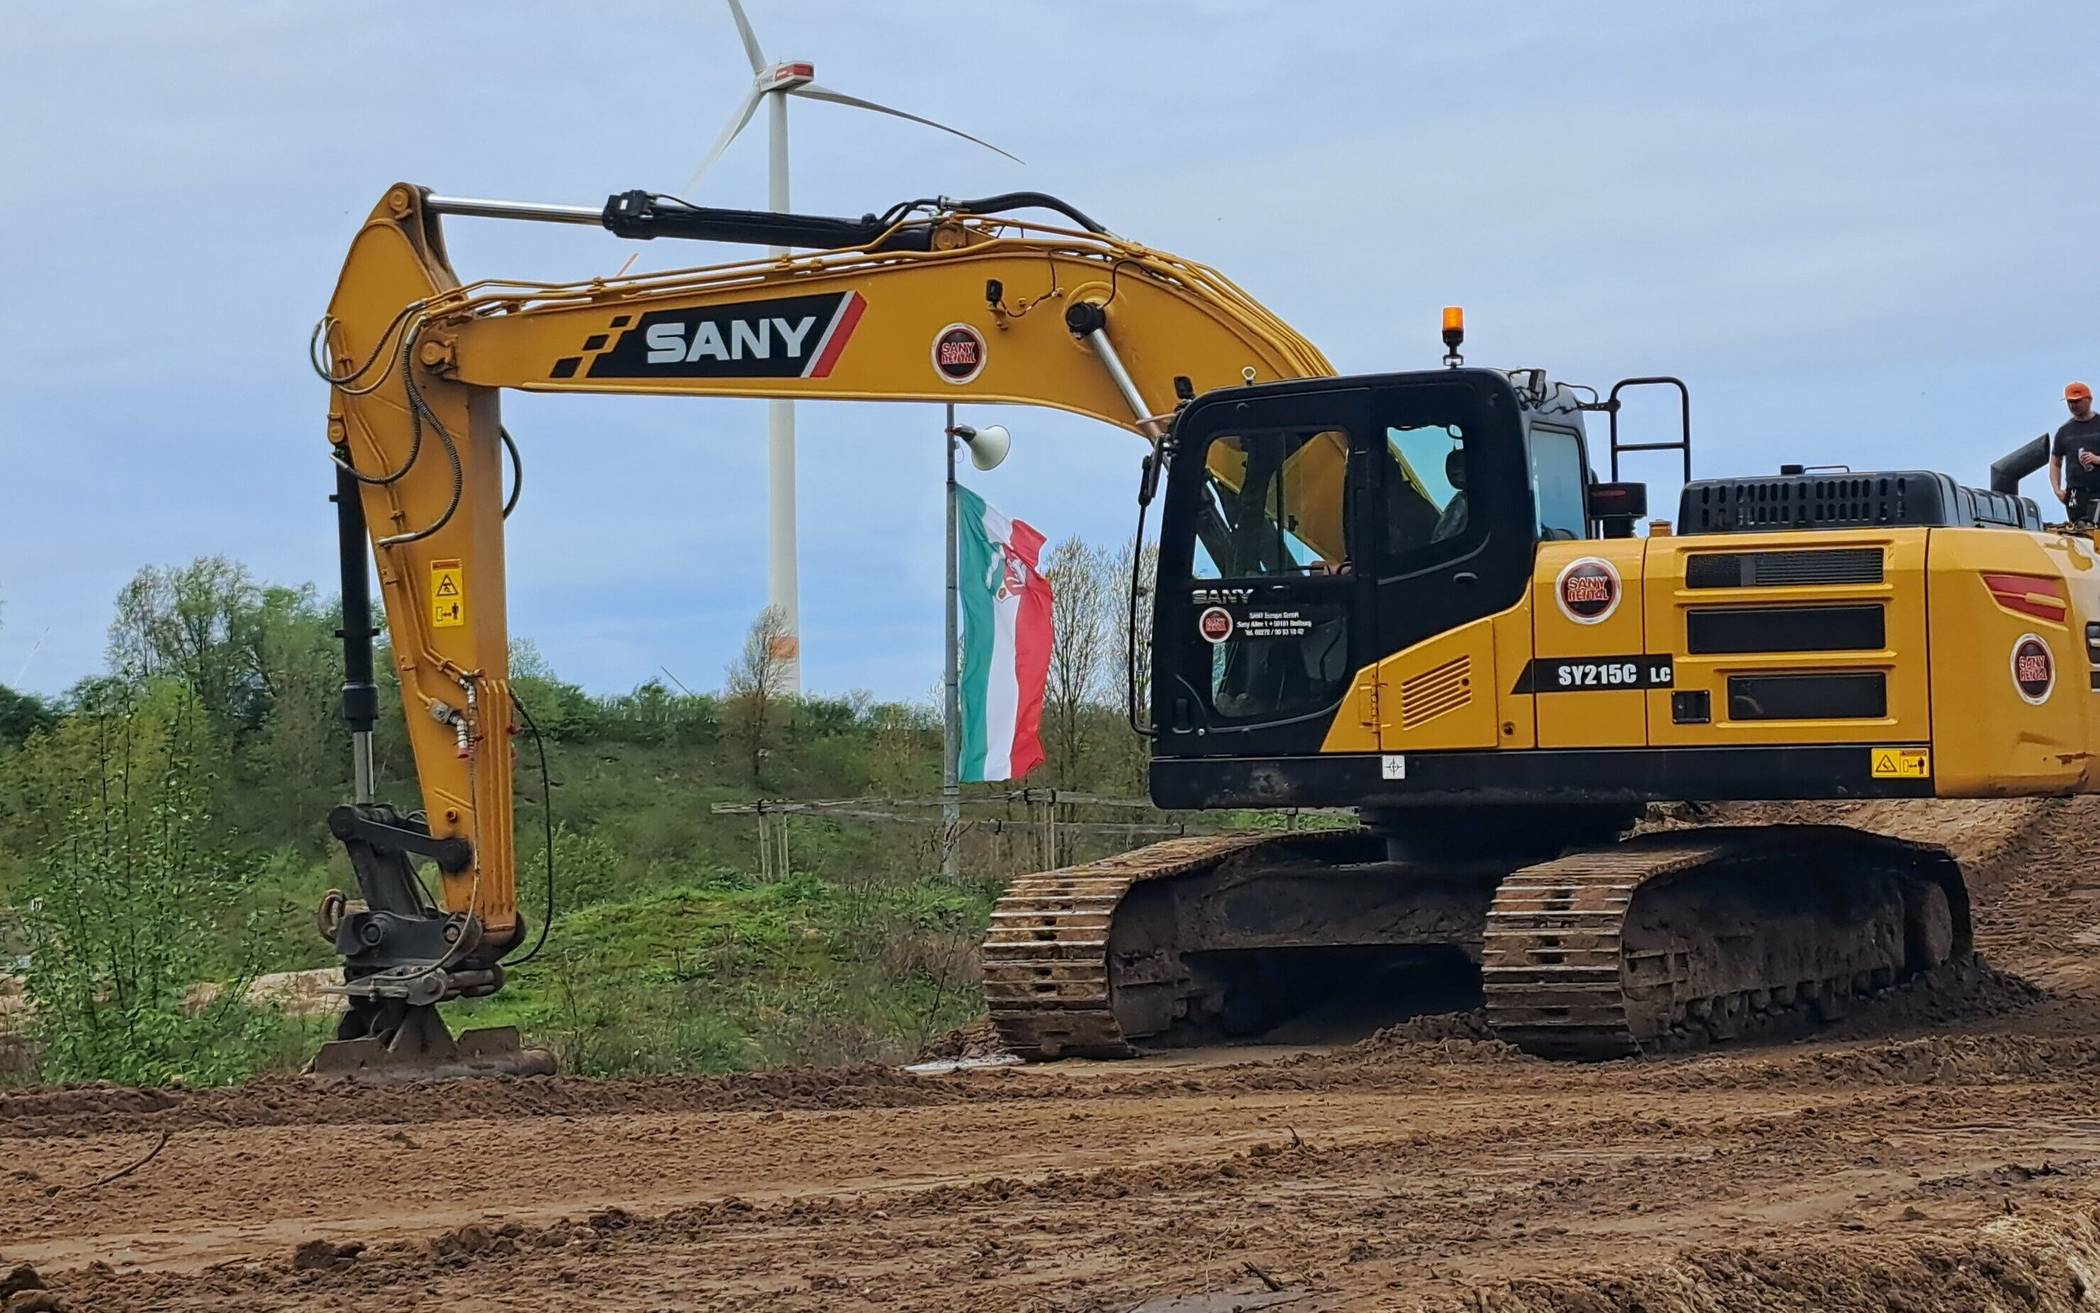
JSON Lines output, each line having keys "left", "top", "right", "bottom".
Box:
{"left": 2068, "top": 381, "right": 2092, "bottom": 401}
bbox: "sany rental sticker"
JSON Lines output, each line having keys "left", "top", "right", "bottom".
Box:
{"left": 933, "top": 323, "right": 987, "bottom": 384}
{"left": 1556, "top": 557, "right": 1620, "bottom": 625}
{"left": 2012, "top": 634, "right": 2054, "bottom": 704}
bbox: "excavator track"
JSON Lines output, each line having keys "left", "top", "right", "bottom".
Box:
{"left": 1482, "top": 838, "right": 1725, "bottom": 1061}
{"left": 982, "top": 832, "right": 1294, "bottom": 1059}
{"left": 1482, "top": 825, "right": 1971, "bottom": 1061}
{"left": 986, "top": 822, "right": 1972, "bottom": 1064}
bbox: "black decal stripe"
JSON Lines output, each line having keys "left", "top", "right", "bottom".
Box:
{"left": 582, "top": 334, "right": 608, "bottom": 352}
{"left": 585, "top": 292, "right": 850, "bottom": 380}
{"left": 550, "top": 356, "right": 581, "bottom": 379}
{"left": 1510, "top": 655, "right": 1676, "bottom": 695}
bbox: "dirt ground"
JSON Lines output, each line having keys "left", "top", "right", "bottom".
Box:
{"left": 8, "top": 797, "right": 2100, "bottom": 1312}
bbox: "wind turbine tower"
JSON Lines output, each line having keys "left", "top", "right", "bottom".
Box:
{"left": 684, "top": 0, "right": 1018, "bottom": 693}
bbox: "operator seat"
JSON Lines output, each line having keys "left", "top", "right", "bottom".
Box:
{"left": 1431, "top": 446, "right": 1470, "bottom": 543}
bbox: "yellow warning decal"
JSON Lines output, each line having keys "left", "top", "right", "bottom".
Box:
{"left": 1869, "top": 747, "right": 1930, "bottom": 779}
{"left": 430, "top": 558, "right": 466, "bottom": 629}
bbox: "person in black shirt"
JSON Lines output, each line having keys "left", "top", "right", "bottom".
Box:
{"left": 2050, "top": 381, "right": 2100, "bottom": 523}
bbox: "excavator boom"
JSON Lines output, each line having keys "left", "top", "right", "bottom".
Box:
{"left": 313, "top": 183, "right": 1331, "bottom": 1076}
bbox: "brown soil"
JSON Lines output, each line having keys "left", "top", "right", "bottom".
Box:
{"left": 914, "top": 1016, "right": 1007, "bottom": 1063}
{"left": 9, "top": 796, "right": 2100, "bottom": 1311}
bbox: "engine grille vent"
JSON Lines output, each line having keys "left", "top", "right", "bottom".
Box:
{"left": 1686, "top": 604, "right": 1886, "bottom": 654}
{"left": 1400, "top": 656, "right": 1472, "bottom": 729}
{"left": 1677, "top": 469, "right": 2039, "bottom": 533}
{"left": 1686, "top": 548, "right": 1884, "bottom": 590}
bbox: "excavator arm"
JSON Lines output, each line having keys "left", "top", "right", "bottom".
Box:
{"left": 313, "top": 182, "right": 1332, "bottom": 1074}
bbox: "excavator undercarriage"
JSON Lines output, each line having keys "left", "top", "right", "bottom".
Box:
{"left": 983, "top": 823, "right": 1970, "bottom": 1062}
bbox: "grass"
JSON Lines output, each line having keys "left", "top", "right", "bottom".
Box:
{"left": 0, "top": 702, "right": 1219, "bottom": 1085}
{"left": 1, "top": 870, "right": 991, "bottom": 1085}
{"left": 460, "top": 868, "right": 992, "bottom": 1076}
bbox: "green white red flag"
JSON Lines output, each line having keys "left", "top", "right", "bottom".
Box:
{"left": 955, "top": 484, "right": 1051, "bottom": 782}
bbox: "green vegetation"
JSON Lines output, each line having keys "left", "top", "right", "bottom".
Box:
{"left": 0, "top": 544, "right": 1190, "bottom": 1086}
{"left": 468, "top": 870, "right": 989, "bottom": 1075}
{"left": 8, "top": 682, "right": 289, "bottom": 1085}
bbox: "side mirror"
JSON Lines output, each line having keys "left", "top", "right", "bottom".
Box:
{"left": 1588, "top": 481, "right": 1648, "bottom": 538}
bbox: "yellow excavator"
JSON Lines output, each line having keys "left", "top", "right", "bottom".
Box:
{"left": 313, "top": 182, "right": 2093, "bottom": 1076}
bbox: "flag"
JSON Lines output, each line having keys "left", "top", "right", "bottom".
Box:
{"left": 955, "top": 484, "right": 1052, "bottom": 782}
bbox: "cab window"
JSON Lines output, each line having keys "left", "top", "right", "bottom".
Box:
{"left": 1380, "top": 421, "right": 1470, "bottom": 563}
{"left": 1190, "top": 429, "right": 1350, "bottom": 578}
{"left": 1528, "top": 426, "right": 1588, "bottom": 541}
{"left": 1186, "top": 427, "right": 1354, "bottom": 723}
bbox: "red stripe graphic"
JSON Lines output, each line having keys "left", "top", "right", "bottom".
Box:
{"left": 805, "top": 292, "right": 866, "bottom": 379}
{"left": 1982, "top": 572, "right": 2067, "bottom": 623}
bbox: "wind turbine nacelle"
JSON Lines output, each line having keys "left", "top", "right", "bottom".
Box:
{"left": 764, "top": 61, "right": 815, "bottom": 90}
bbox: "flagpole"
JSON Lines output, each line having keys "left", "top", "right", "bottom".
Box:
{"left": 942, "top": 403, "right": 961, "bottom": 882}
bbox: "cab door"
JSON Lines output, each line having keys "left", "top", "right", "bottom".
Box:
{"left": 1151, "top": 384, "right": 1381, "bottom": 761}
{"left": 1365, "top": 375, "right": 1537, "bottom": 753}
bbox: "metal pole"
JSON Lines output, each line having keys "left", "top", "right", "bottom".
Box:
{"left": 766, "top": 90, "right": 802, "bottom": 695}
{"left": 942, "top": 403, "right": 961, "bottom": 881}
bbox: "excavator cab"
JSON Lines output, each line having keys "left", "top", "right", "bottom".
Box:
{"left": 1150, "top": 368, "right": 1569, "bottom": 771}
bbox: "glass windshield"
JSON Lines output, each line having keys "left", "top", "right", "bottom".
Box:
{"left": 1380, "top": 421, "right": 1469, "bottom": 560}
{"left": 1192, "top": 430, "right": 1349, "bottom": 579}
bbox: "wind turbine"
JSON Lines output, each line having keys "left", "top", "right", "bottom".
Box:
{"left": 683, "top": 0, "right": 1019, "bottom": 696}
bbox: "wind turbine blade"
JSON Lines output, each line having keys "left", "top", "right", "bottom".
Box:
{"left": 724, "top": 0, "right": 765, "bottom": 73}
{"left": 683, "top": 86, "right": 766, "bottom": 194}
{"left": 791, "top": 82, "right": 1022, "bottom": 163}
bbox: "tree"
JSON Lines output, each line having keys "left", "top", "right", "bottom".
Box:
{"left": 0, "top": 602, "right": 56, "bottom": 750}
{"left": 242, "top": 585, "right": 346, "bottom": 842}
{"left": 107, "top": 558, "right": 263, "bottom": 731}
{"left": 1042, "top": 537, "right": 1114, "bottom": 783}
{"left": 508, "top": 638, "right": 605, "bottom": 740}
{"left": 17, "top": 683, "right": 276, "bottom": 1085}
{"left": 103, "top": 562, "right": 348, "bottom": 842}
{"left": 0, "top": 685, "right": 54, "bottom": 749}
{"left": 723, "top": 605, "right": 794, "bottom": 783}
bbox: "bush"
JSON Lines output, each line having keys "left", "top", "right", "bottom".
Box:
{"left": 515, "top": 821, "right": 627, "bottom": 913}
{"left": 16, "top": 683, "right": 282, "bottom": 1086}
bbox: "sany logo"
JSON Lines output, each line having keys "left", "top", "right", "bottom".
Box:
{"left": 645, "top": 315, "right": 818, "bottom": 364}
{"left": 568, "top": 291, "right": 866, "bottom": 381}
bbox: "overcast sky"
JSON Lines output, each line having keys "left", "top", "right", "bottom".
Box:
{"left": 4, "top": 1, "right": 2094, "bottom": 703}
